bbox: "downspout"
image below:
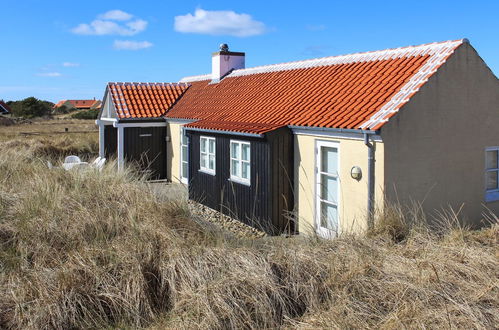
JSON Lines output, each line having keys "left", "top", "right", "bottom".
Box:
{"left": 364, "top": 133, "right": 375, "bottom": 228}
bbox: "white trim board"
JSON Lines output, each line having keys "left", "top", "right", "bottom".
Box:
{"left": 113, "top": 122, "right": 167, "bottom": 128}
{"left": 292, "top": 128, "right": 382, "bottom": 142}
{"left": 165, "top": 118, "right": 196, "bottom": 124}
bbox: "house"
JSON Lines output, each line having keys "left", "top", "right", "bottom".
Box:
{"left": 54, "top": 99, "right": 102, "bottom": 111}
{"left": 0, "top": 100, "right": 11, "bottom": 114}
{"left": 97, "top": 39, "right": 499, "bottom": 237}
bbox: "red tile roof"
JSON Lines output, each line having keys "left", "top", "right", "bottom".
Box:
{"left": 167, "top": 39, "right": 464, "bottom": 133}
{"left": 54, "top": 99, "right": 101, "bottom": 109}
{"left": 107, "top": 82, "right": 190, "bottom": 119}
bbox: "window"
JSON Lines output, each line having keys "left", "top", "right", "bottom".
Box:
{"left": 486, "top": 147, "right": 499, "bottom": 202}
{"left": 180, "top": 128, "right": 188, "bottom": 183}
{"left": 230, "top": 140, "right": 250, "bottom": 185}
{"left": 316, "top": 140, "right": 339, "bottom": 238}
{"left": 200, "top": 136, "right": 216, "bottom": 175}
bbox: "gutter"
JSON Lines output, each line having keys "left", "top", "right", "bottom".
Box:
{"left": 364, "top": 133, "right": 375, "bottom": 228}
{"left": 183, "top": 126, "right": 264, "bottom": 138}
{"left": 288, "top": 125, "right": 378, "bottom": 135}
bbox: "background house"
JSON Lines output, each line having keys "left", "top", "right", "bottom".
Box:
{"left": 54, "top": 99, "right": 102, "bottom": 111}
{"left": 98, "top": 39, "right": 499, "bottom": 236}
{"left": 0, "top": 100, "right": 11, "bottom": 114}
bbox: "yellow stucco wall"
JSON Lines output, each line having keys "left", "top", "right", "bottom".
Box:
{"left": 294, "top": 133, "right": 384, "bottom": 235}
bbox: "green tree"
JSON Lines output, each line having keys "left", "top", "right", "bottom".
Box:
{"left": 8, "top": 97, "right": 53, "bottom": 118}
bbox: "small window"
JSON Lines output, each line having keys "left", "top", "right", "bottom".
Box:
{"left": 180, "top": 128, "right": 188, "bottom": 183}
{"left": 230, "top": 140, "right": 250, "bottom": 185}
{"left": 200, "top": 136, "right": 216, "bottom": 175}
{"left": 486, "top": 147, "right": 499, "bottom": 202}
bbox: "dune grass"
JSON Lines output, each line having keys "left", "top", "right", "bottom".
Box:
{"left": 0, "top": 131, "right": 497, "bottom": 329}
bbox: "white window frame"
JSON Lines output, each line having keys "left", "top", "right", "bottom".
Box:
{"left": 199, "top": 136, "right": 216, "bottom": 175}
{"left": 179, "top": 127, "right": 188, "bottom": 184}
{"left": 230, "top": 140, "right": 251, "bottom": 186}
{"left": 485, "top": 147, "right": 499, "bottom": 202}
{"left": 315, "top": 140, "right": 340, "bottom": 239}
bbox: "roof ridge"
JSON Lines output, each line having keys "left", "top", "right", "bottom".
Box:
{"left": 108, "top": 82, "right": 190, "bottom": 86}
{"left": 178, "top": 39, "right": 464, "bottom": 82}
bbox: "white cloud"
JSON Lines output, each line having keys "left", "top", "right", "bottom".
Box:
{"left": 98, "top": 9, "right": 133, "bottom": 21}
{"left": 62, "top": 62, "right": 80, "bottom": 67}
{"left": 71, "top": 10, "right": 147, "bottom": 36}
{"left": 113, "top": 40, "right": 153, "bottom": 50}
{"left": 174, "top": 8, "right": 266, "bottom": 37}
{"left": 37, "top": 72, "right": 62, "bottom": 77}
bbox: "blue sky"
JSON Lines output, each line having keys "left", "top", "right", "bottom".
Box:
{"left": 1, "top": 0, "right": 498, "bottom": 102}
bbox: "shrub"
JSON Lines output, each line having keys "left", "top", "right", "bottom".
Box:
{"left": 71, "top": 108, "right": 99, "bottom": 119}
{"left": 8, "top": 97, "right": 53, "bottom": 118}
{"left": 53, "top": 104, "right": 76, "bottom": 114}
{"left": 0, "top": 137, "right": 497, "bottom": 329}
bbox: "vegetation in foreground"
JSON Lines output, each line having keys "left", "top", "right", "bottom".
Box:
{"left": 0, "top": 127, "right": 497, "bottom": 329}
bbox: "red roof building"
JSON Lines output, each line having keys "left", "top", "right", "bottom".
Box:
{"left": 97, "top": 39, "right": 499, "bottom": 236}
{"left": 54, "top": 99, "right": 102, "bottom": 110}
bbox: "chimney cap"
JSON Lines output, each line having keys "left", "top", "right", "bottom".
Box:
{"left": 219, "top": 43, "right": 229, "bottom": 52}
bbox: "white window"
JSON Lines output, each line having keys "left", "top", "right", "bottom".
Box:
{"left": 486, "top": 147, "right": 499, "bottom": 202}
{"left": 230, "top": 140, "right": 251, "bottom": 185}
{"left": 200, "top": 136, "right": 216, "bottom": 175}
{"left": 180, "top": 128, "right": 188, "bottom": 183}
{"left": 316, "top": 140, "right": 339, "bottom": 238}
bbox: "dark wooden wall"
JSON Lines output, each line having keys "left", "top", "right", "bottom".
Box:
{"left": 104, "top": 125, "right": 117, "bottom": 158}
{"left": 188, "top": 128, "right": 294, "bottom": 235}
{"left": 123, "top": 126, "right": 167, "bottom": 180}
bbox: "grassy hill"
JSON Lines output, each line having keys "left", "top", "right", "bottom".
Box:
{"left": 0, "top": 121, "right": 497, "bottom": 329}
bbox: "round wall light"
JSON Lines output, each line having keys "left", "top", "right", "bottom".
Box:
{"left": 350, "top": 166, "right": 362, "bottom": 181}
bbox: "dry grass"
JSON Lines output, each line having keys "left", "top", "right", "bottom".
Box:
{"left": 0, "top": 124, "right": 497, "bottom": 329}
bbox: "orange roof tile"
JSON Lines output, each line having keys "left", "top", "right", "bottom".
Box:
{"left": 108, "top": 82, "right": 190, "bottom": 119}
{"left": 166, "top": 39, "right": 464, "bottom": 134}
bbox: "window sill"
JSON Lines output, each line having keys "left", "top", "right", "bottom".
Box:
{"left": 485, "top": 190, "right": 499, "bottom": 203}
{"left": 228, "top": 177, "right": 250, "bottom": 186}
{"left": 199, "top": 168, "right": 215, "bottom": 176}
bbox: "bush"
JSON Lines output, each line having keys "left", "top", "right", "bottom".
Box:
{"left": 71, "top": 108, "right": 99, "bottom": 119}
{"left": 0, "top": 138, "right": 497, "bottom": 329}
{"left": 8, "top": 97, "right": 53, "bottom": 118}
{"left": 53, "top": 104, "right": 76, "bottom": 115}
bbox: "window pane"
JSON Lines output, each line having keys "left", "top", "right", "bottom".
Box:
{"left": 242, "top": 144, "right": 250, "bottom": 161}
{"left": 209, "top": 139, "right": 215, "bottom": 154}
{"left": 181, "top": 131, "right": 188, "bottom": 145}
{"left": 200, "top": 153, "right": 207, "bottom": 168}
{"left": 320, "top": 174, "right": 338, "bottom": 203}
{"left": 200, "top": 139, "right": 206, "bottom": 152}
{"left": 320, "top": 202, "right": 338, "bottom": 231}
{"left": 182, "top": 146, "right": 187, "bottom": 161}
{"left": 486, "top": 171, "right": 498, "bottom": 190}
{"left": 182, "top": 162, "right": 188, "bottom": 178}
{"left": 242, "top": 162, "right": 250, "bottom": 179}
{"left": 321, "top": 146, "right": 338, "bottom": 174}
{"left": 231, "top": 142, "right": 240, "bottom": 159}
{"left": 231, "top": 160, "right": 240, "bottom": 177}
{"left": 486, "top": 150, "right": 498, "bottom": 169}
{"left": 209, "top": 154, "right": 215, "bottom": 170}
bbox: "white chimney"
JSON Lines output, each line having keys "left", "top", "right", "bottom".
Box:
{"left": 211, "top": 43, "right": 245, "bottom": 83}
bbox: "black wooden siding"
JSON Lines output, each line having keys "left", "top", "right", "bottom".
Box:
{"left": 123, "top": 126, "right": 167, "bottom": 180}
{"left": 187, "top": 128, "right": 294, "bottom": 235}
{"left": 104, "top": 125, "right": 117, "bottom": 158}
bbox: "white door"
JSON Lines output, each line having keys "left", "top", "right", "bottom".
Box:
{"left": 180, "top": 128, "right": 188, "bottom": 184}
{"left": 316, "top": 141, "right": 339, "bottom": 238}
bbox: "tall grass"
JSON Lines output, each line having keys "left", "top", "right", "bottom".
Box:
{"left": 0, "top": 138, "right": 497, "bottom": 329}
